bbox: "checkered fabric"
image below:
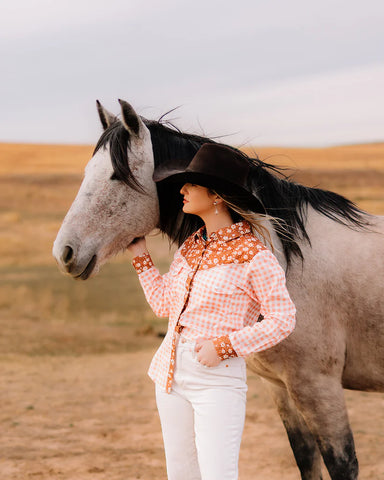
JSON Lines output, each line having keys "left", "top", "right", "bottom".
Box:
{"left": 132, "top": 221, "right": 296, "bottom": 393}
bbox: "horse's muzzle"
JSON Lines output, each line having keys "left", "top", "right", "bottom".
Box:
{"left": 74, "top": 254, "right": 98, "bottom": 280}
{"left": 53, "top": 242, "right": 98, "bottom": 280}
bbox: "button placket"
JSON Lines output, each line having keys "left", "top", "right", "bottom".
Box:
{"left": 165, "top": 242, "right": 207, "bottom": 393}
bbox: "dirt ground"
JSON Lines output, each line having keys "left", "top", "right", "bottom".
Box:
{"left": 0, "top": 349, "right": 383, "bottom": 480}
{"left": 0, "top": 142, "right": 383, "bottom": 479}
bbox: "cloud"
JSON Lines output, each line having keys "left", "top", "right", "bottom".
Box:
{"left": 0, "top": 0, "right": 383, "bottom": 145}
{"left": 174, "top": 63, "right": 384, "bottom": 146}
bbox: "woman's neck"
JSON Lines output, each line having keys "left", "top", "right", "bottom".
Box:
{"left": 201, "top": 211, "right": 234, "bottom": 237}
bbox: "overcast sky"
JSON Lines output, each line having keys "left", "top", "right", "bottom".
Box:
{"left": 1, "top": 0, "right": 383, "bottom": 147}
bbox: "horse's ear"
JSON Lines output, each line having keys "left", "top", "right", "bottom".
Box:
{"left": 96, "top": 100, "right": 118, "bottom": 130}
{"left": 118, "top": 99, "right": 142, "bottom": 137}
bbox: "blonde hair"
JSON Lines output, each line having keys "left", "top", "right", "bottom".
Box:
{"left": 215, "top": 193, "right": 275, "bottom": 251}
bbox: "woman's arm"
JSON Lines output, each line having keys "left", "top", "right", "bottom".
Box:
{"left": 128, "top": 238, "right": 172, "bottom": 318}
{"left": 227, "top": 249, "right": 296, "bottom": 357}
{"left": 195, "top": 249, "right": 296, "bottom": 365}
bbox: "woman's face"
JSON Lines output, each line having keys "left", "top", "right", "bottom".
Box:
{"left": 180, "top": 183, "right": 216, "bottom": 217}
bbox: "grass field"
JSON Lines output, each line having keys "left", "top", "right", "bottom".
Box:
{"left": 0, "top": 142, "right": 383, "bottom": 479}
{"left": 1, "top": 141, "right": 383, "bottom": 356}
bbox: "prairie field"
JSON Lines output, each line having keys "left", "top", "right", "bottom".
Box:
{"left": 0, "top": 142, "right": 383, "bottom": 479}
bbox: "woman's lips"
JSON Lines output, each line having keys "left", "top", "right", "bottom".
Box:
{"left": 183, "top": 199, "right": 189, "bottom": 203}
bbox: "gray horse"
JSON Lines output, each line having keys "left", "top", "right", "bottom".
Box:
{"left": 53, "top": 99, "right": 384, "bottom": 480}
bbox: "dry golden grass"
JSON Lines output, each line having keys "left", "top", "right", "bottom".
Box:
{"left": 0, "top": 139, "right": 382, "bottom": 345}
{"left": 246, "top": 143, "right": 384, "bottom": 171}
{"left": 0, "top": 143, "right": 93, "bottom": 175}
{"left": 2, "top": 141, "right": 383, "bottom": 174}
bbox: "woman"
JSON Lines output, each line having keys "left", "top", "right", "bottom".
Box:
{"left": 128, "top": 143, "right": 296, "bottom": 480}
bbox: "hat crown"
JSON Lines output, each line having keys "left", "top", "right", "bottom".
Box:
{"left": 185, "top": 143, "right": 250, "bottom": 189}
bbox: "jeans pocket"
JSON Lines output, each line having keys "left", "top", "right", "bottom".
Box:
{"left": 193, "top": 354, "right": 246, "bottom": 380}
{"left": 218, "top": 357, "right": 247, "bottom": 381}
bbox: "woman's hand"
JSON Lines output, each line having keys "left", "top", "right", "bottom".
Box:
{"left": 127, "top": 237, "right": 148, "bottom": 257}
{"left": 195, "top": 339, "right": 221, "bottom": 367}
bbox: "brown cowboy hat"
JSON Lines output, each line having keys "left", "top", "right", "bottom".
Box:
{"left": 153, "top": 143, "right": 265, "bottom": 213}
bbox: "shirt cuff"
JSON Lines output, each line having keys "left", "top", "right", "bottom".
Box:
{"left": 132, "top": 253, "right": 154, "bottom": 274}
{"left": 213, "top": 335, "right": 238, "bottom": 361}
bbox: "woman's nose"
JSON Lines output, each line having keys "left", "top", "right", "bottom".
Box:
{"left": 180, "top": 184, "right": 187, "bottom": 194}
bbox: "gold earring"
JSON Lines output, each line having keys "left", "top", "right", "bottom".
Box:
{"left": 213, "top": 201, "right": 219, "bottom": 215}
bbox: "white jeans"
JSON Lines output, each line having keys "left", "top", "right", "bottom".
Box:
{"left": 155, "top": 336, "right": 247, "bottom": 480}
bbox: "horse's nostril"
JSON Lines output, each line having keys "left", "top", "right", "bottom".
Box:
{"left": 63, "top": 245, "right": 74, "bottom": 264}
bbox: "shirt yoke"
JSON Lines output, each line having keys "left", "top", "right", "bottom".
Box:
{"left": 180, "top": 232, "right": 267, "bottom": 270}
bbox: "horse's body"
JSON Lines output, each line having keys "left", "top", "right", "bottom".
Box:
{"left": 53, "top": 100, "right": 384, "bottom": 479}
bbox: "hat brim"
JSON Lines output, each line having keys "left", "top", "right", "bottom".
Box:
{"left": 154, "top": 168, "right": 241, "bottom": 192}
{"left": 154, "top": 170, "right": 265, "bottom": 214}
{"left": 152, "top": 165, "right": 187, "bottom": 183}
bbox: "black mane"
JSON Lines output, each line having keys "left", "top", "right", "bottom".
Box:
{"left": 93, "top": 118, "right": 369, "bottom": 266}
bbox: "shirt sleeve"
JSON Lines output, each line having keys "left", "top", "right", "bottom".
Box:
{"left": 228, "top": 249, "right": 296, "bottom": 357}
{"left": 132, "top": 253, "right": 172, "bottom": 318}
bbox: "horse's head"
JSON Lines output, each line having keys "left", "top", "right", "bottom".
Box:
{"left": 53, "top": 100, "right": 159, "bottom": 280}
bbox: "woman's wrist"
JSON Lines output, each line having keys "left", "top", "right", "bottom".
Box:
{"left": 130, "top": 246, "right": 149, "bottom": 257}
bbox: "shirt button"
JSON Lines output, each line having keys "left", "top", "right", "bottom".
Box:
{"left": 181, "top": 338, "right": 187, "bottom": 344}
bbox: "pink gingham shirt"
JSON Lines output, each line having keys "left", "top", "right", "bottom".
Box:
{"left": 132, "top": 221, "right": 296, "bottom": 393}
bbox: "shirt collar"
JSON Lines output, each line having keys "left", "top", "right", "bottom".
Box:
{"left": 194, "top": 220, "right": 251, "bottom": 243}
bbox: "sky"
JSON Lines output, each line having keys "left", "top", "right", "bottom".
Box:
{"left": 1, "top": 0, "right": 384, "bottom": 147}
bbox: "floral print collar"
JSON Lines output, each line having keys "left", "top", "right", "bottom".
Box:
{"left": 194, "top": 221, "right": 251, "bottom": 243}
